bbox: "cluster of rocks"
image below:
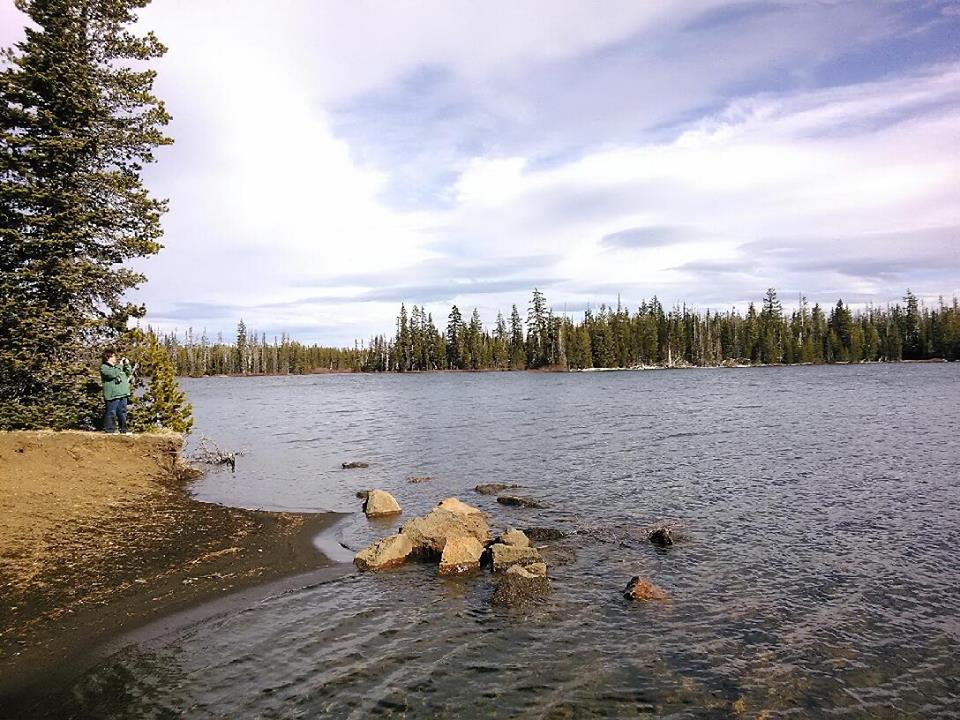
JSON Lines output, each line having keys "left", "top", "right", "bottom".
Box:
{"left": 352, "top": 485, "right": 676, "bottom": 605}
{"left": 354, "top": 493, "right": 550, "bottom": 604}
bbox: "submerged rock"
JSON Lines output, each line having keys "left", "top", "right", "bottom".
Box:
{"left": 354, "top": 534, "right": 412, "bottom": 571}
{"left": 356, "top": 490, "right": 371, "bottom": 500}
{"left": 523, "top": 527, "right": 566, "bottom": 541}
{"left": 497, "top": 528, "right": 531, "bottom": 547}
{"left": 474, "top": 483, "right": 516, "bottom": 495}
{"left": 492, "top": 566, "right": 550, "bottom": 607}
{"left": 399, "top": 506, "right": 491, "bottom": 559}
{"left": 496, "top": 495, "right": 544, "bottom": 509}
{"left": 489, "top": 542, "right": 542, "bottom": 572}
{"left": 407, "top": 476, "right": 433, "bottom": 484}
{"left": 438, "top": 536, "right": 485, "bottom": 574}
{"left": 649, "top": 527, "right": 673, "bottom": 546}
{"left": 342, "top": 461, "right": 370, "bottom": 469}
{"left": 623, "top": 576, "right": 669, "bottom": 601}
{"left": 363, "top": 489, "right": 402, "bottom": 518}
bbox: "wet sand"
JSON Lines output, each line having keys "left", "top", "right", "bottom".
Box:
{"left": 0, "top": 430, "right": 340, "bottom": 714}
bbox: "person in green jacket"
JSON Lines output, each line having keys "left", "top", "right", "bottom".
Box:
{"left": 100, "top": 348, "right": 133, "bottom": 434}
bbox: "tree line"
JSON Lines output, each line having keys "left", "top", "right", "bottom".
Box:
{"left": 155, "top": 288, "right": 960, "bottom": 377}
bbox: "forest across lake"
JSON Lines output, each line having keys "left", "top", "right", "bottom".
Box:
{"left": 152, "top": 288, "right": 959, "bottom": 377}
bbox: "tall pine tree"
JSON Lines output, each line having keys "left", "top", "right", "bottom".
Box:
{"left": 0, "top": 0, "right": 171, "bottom": 428}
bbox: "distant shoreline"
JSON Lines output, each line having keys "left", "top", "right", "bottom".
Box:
{"left": 176, "top": 357, "right": 953, "bottom": 379}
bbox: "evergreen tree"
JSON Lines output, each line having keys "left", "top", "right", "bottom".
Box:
{"left": 446, "top": 305, "right": 465, "bottom": 369}
{"left": 509, "top": 304, "right": 525, "bottom": 369}
{"left": 131, "top": 332, "right": 193, "bottom": 433}
{"left": 0, "top": 0, "right": 171, "bottom": 428}
{"left": 236, "top": 319, "right": 248, "bottom": 373}
{"left": 526, "top": 288, "right": 549, "bottom": 367}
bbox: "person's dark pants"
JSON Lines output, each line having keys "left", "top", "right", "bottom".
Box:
{"left": 104, "top": 396, "right": 129, "bottom": 433}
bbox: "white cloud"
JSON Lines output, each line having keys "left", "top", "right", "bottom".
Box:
{"left": 2, "top": 1, "right": 957, "bottom": 343}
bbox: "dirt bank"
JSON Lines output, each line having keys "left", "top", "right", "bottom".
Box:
{"left": 0, "top": 430, "right": 338, "bottom": 708}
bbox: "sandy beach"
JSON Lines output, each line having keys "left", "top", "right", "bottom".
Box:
{"left": 0, "top": 430, "right": 338, "bottom": 714}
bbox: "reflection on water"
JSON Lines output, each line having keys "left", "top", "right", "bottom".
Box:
{"left": 57, "top": 366, "right": 960, "bottom": 717}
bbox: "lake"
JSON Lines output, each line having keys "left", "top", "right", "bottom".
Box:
{"left": 64, "top": 365, "right": 960, "bottom": 718}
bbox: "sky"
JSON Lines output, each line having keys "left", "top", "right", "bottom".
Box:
{"left": 2, "top": 0, "right": 959, "bottom": 345}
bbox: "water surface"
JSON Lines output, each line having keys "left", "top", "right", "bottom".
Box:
{"left": 66, "top": 365, "right": 960, "bottom": 718}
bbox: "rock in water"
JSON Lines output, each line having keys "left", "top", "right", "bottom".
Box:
{"left": 490, "top": 543, "right": 542, "bottom": 572}
{"left": 354, "top": 534, "right": 413, "bottom": 570}
{"left": 342, "top": 461, "right": 369, "bottom": 469}
{"left": 399, "top": 507, "right": 491, "bottom": 559}
{"left": 496, "top": 495, "right": 544, "bottom": 508}
{"left": 438, "top": 536, "right": 485, "bottom": 574}
{"left": 363, "top": 489, "right": 402, "bottom": 518}
{"left": 523, "top": 527, "right": 565, "bottom": 541}
{"left": 498, "top": 528, "right": 531, "bottom": 547}
{"left": 649, "top": 527, "right": 674, "bottom": 547}
{"left": 407, "top": 476, "right": 432, "bottom": 484}
{"left": 436, "top": 497, "right": 485, "bottom": 516}
{"left": 492, "top": 566, "right": 550, "bottom": 607}
{"left": 474, "top": 483, "right": 516, "bottom": 495}
{"left": 623, "top": 576, "right": 669, "bottom": 601}
{"left": 356, "top": 490, "right": 371, "bottom": 500}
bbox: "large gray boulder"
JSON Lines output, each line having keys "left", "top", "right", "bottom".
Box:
{"left": 363, "top": 489, "right": 402, "bottom": 518}
{"left": 354, "top": 534, "right": 413, "bottom": 571}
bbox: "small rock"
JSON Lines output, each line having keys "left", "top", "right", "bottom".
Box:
{"left": 498, "top": 528, "right": 531, "bottom": 547}
{"left": 523, "top": 527, "right": 565, "bottom": 541}
{"left": 356, "top": 490, "right": 371, "bottom": 500}
{"left": 649, "top": 527, "right": 674, "bottom": 547}
{"left": 474, "top": 483, "right": 516, "bottom": 495}
{"left": 438, "top": 536, "right": 485, "bottom": 574}
{"left": 342, "top": 461, "right": 369, "bottom": 469}
{"left": 363, "top": 489, "right": 402, "bottom": 518}
{"left": 490, "top": 543, "right": 542, "bottom": 572}
{"left": 354, "top": 534, "right": 413, "bottom": 570}
{"left": 407, "top": 476, "right": 432, "bottom": 484}
{"left": 497, "top": 495, "right": 544, "bottom": 508}
{"left": 623, "top": 576, "right": 669, "bottom": 601}
{"left": 437, "top": 497, "right": 485, "bottom": 516}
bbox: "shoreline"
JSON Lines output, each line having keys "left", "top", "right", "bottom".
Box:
{"left": 0, "top": 431, "right": 345, "bottom": 715}
{"left": 177, "top": 357, "right": 953, "bottom": 379}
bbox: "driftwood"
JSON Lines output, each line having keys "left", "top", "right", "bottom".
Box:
{"left": 190, "top": 437, "right": 245, "bottom": 472}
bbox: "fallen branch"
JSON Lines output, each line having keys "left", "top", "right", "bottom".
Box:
{"left": 189, "top": 437, "right": 245, "bottom": 472}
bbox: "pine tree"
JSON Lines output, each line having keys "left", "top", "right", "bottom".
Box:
{"left": 131, "top": 333, "right": 193, "bottom": 433}
{"left": 446, "top": 305, "right": 465, "bottom": 369}
{"left": 0, "top": 0, "right": 171, "bottom": 429}
{"left": 509, "top": 304, "right": 525, "bottom": 369}
{"left": 236, "top": 319, "right": 248, "bottom": 373}
{"left": 526, "top": 288, "right": 549, "bottom": 367}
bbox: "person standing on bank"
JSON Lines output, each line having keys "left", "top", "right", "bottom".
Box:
{"left": 100, "top": 349, "right": 134, "bottom": 434}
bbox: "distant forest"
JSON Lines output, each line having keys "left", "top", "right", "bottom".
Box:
{"left": 155, "top": 289, "right": 960, "bottom": 376}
